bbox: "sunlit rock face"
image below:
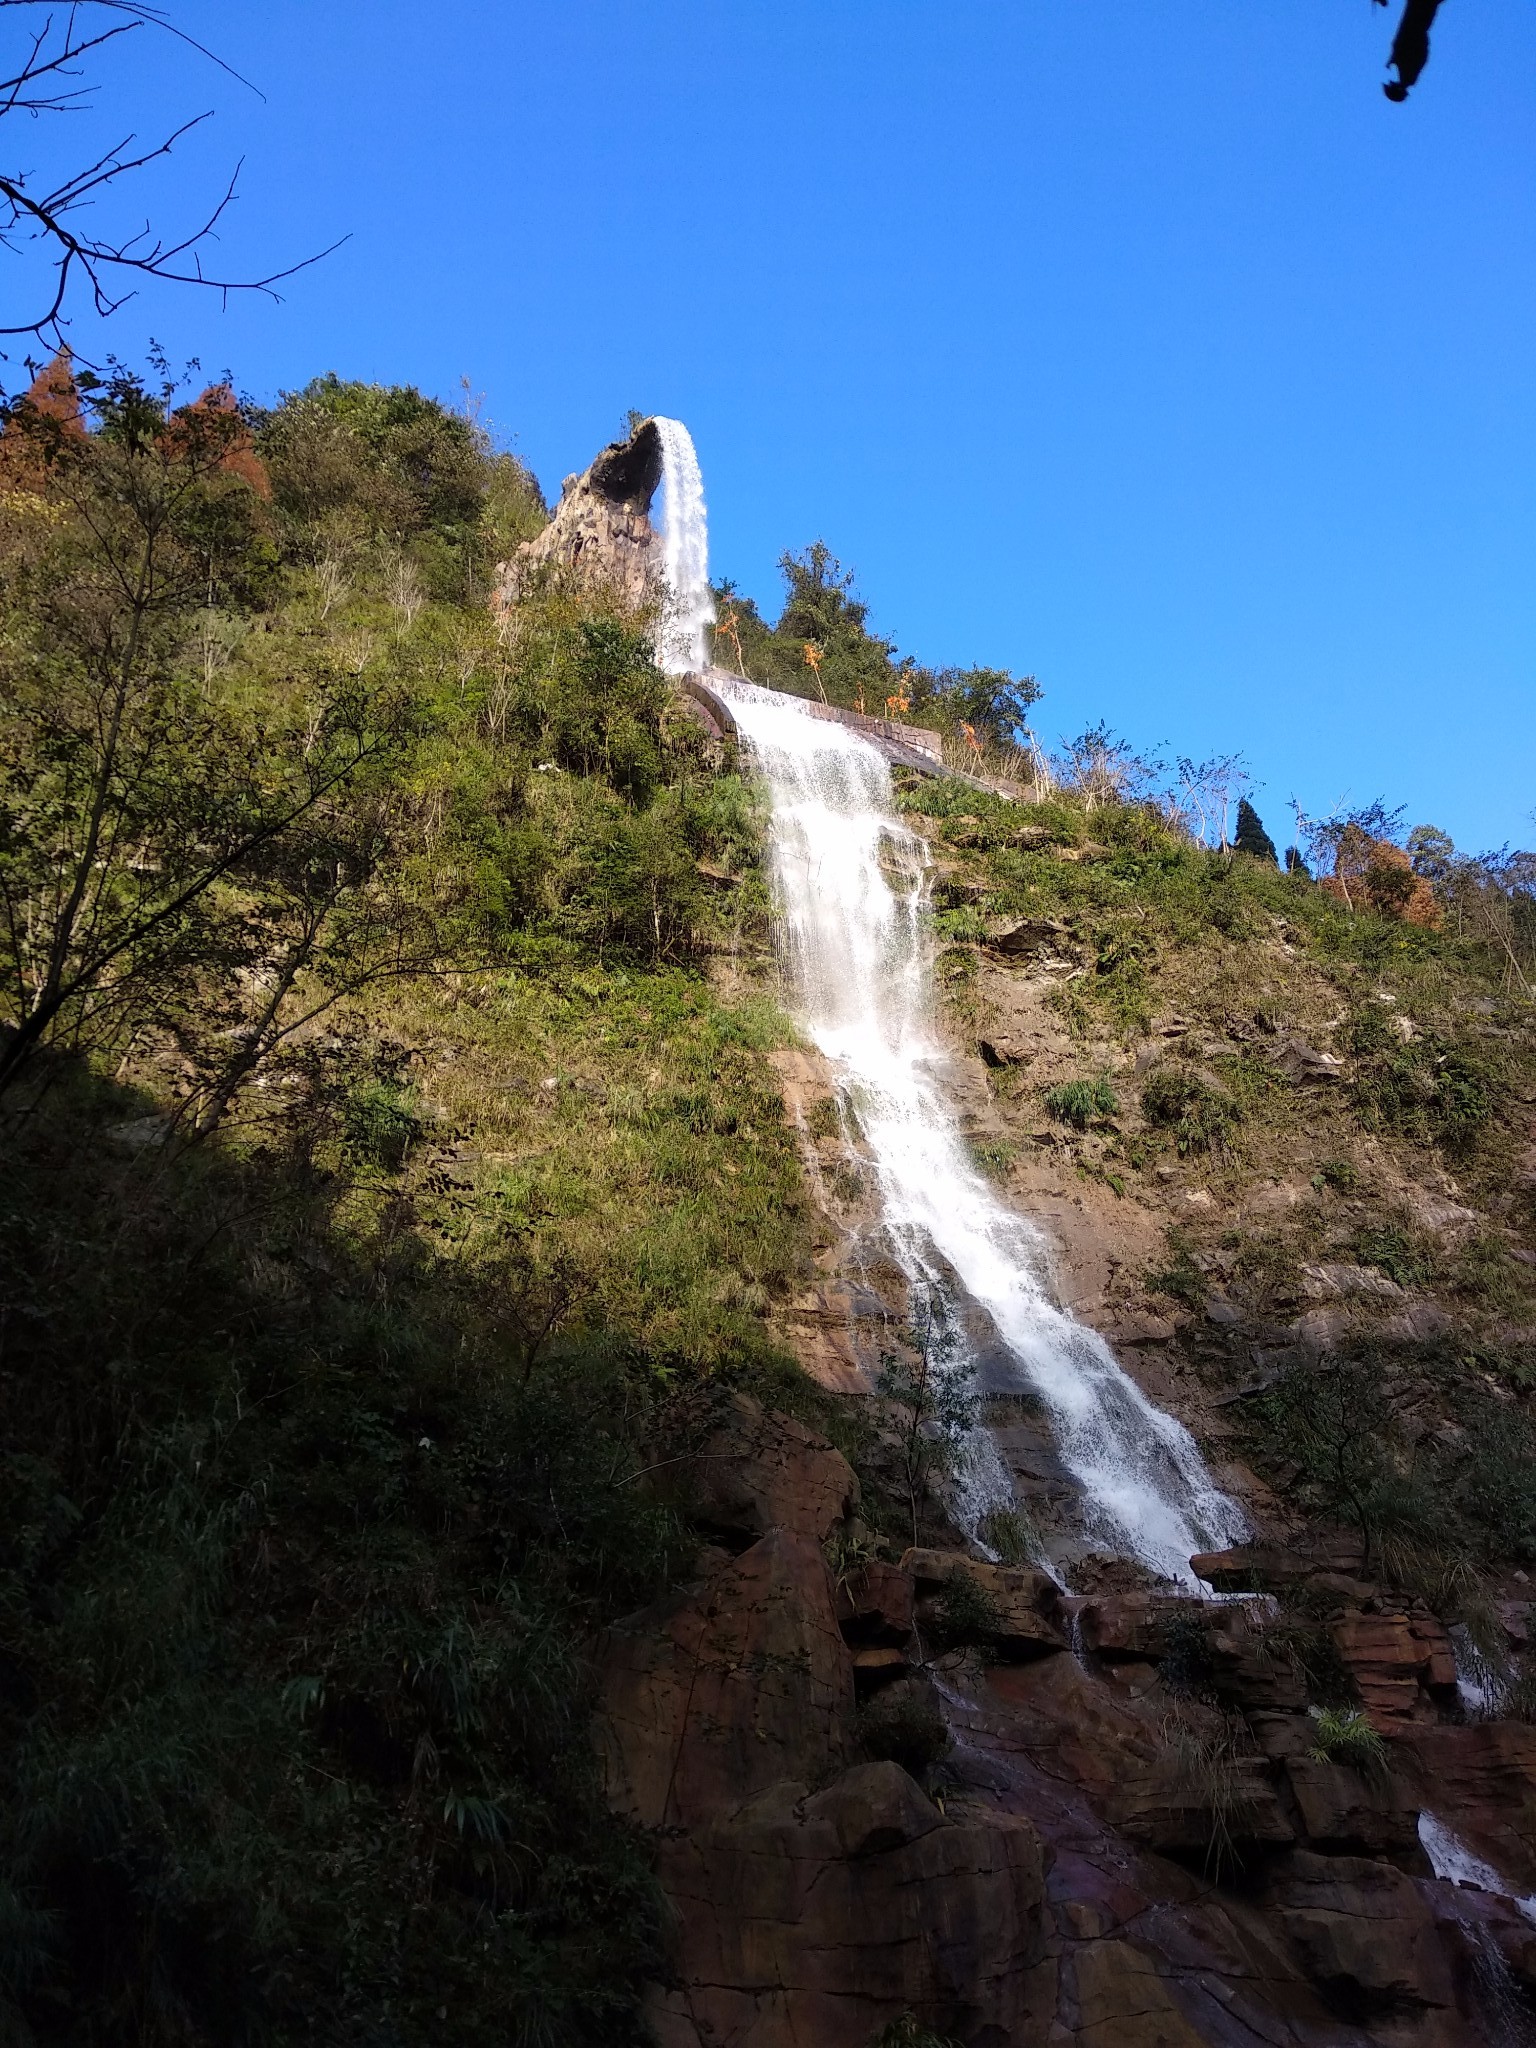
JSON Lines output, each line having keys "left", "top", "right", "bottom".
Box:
{"left": 491, "top": 415, "right": 664, "bottom": 616}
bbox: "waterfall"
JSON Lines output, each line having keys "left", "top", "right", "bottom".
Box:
{"left": 720, "top": 678, "right": 1247, "bottom": 1587}
{"left": 1419, "top": 1813, "right": 1536, "bottom": 1924}
{"left": 653, "top": 418, "right": 715, "bottom": 676}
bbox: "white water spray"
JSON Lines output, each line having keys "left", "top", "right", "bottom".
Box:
{"left": 653, "top": 418, "right": 715, "bottom": 675}
{"left": 718, "top": 678, "right": 1246, "bottom": 1585}
{"left": 1419, "top": 1812, "right": 1536, "bottom": 1925}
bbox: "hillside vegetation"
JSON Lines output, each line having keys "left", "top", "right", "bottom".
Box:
{"left": 1, "top": 368, "right": 1533, "bottom": 2045}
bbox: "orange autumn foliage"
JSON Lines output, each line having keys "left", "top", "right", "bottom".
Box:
{"left": 1318, "top": 825, "right": 1442, "bottom": 928}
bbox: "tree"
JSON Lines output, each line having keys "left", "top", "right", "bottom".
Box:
{"left": 1, "top": 3, "right": 336, "bottom": 363}
{"left": 0, "top": 367, "right": 416, "bottom": 1095}
{"left": 1233, "top": 798, "right": 1278, "bottom": 865}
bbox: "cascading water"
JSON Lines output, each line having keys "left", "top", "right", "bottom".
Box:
{"left": 649, "top": 419, "right": 1244, "bottom": 1585}
{"left": 719, "top": 677, "right": 1246, "bottom": 1587}
{"left": 652, "top": 418, "right": 715, "bottom": 675}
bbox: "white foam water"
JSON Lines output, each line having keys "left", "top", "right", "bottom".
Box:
{"left": 720, "top": 678, "right": 1246, "bottom": 1585}
{"left": 1419, "top": 1812, "right": 1536, "bottom": 1925}
{"left": 653, "top": 418, "right": 715, "bottom": 675}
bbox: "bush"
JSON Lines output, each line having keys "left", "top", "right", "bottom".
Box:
{"left": 1308, "top": 1707, "right": 1388, "bottom": 1774}
{"left": 1044, "top": 1077, "right": 1119, "bottom": 1129}
{"left": 857, "top": 1684, "right": 951, "bottom": 1777}
{"left": 1140, "top": 1067, "right": 1239, "bottom": 1154}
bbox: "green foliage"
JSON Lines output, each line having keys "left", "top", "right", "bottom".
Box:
{"left": 1346, "top": 1006, "right": 1494, "bottom": 1152}
{"left": 717, "top": 549, "right": 1038, "bottom": 756}
{"left": 1314, "top": 1157, "right": 1358, "bottom": 1193}
{"left": 1350, "top": 1224, "right": 1425, "bottom": 1288}
{"left": 1140, "top": 1066, "right": 1240, "bottom": 1155}
{"left": 1233, "top": 799, "right": 1278, "bottom": 864}
{"left": 1044, "top": 1077, "right": 1120, "bottom": 1129}
{"left": 868, "top": 2015, "right": 963, "bottom": 2048}
{"left": 978, "top": 1506, "right": 1036, "bottom": 1566}
{"left": 931, "top": 1568, "right": 1005, "bottom": 1648}
{"left": 1308, "top": 1707, "right": 1388, "bottom": 1773}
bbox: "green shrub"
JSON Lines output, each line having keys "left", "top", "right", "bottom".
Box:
{"left": 341, "top": 1077, "right": 422, "bottom": 1168}
{"left": 1140, "top": 1067, "right": 1239, "bottom": 1154}
{"left": 932, "top": 1568, "right": 1004, "bottom": 1647}
{"left": 1308, "top": 1707, "right": 1388, "bottom": 1774}
{"left": 857, "top": 1686, "right": 951, "bottom": 1776}
{"left": 1044, "top": 1077, "right": 1119, "bottom": 1129}
{"left": 978, "top": 1507, "right": 1036, "bottom": 1566}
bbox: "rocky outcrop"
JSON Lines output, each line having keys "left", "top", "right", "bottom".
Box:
{"left": 598, "top": 1526, "right": 856, "bottom": 1831}
{"left": 649, "top": 1766, "right": 1047, "bottom": 2047}
{"left": 492, "top": 415, "right": 662, "bottom": 615}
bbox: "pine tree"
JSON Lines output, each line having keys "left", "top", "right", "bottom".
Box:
{"left": 1234, "top": 798, "right": 1278, "bottom": 864}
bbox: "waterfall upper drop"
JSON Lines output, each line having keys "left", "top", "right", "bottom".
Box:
{"left": 648, "top": 424, "right": 1245, "bottom": 1586}
{"left": 653, "top": 418, "right": 715, "bottom": 676}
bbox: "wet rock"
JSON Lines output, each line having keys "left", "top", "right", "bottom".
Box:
{"left": 598, "top": 1527, "right": 855, "bottom": 1831}
{"left": 1398, "top": 1722, "right": 1536, "bottom": 1892}
{"left": 649, "top": 1763, "right": 1047, "bottom": 2048}
{"left": 1067, "top": 1940, "right": 1210, "bottom": 2047}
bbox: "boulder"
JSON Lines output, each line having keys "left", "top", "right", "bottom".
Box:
{"left": 834, "top": 1559, "right": 914, "bottom": 1645}
{"left": 901, "top": 1547, "right": 1066, "bottom": 1657}
{"left": 1397, "top": 1722, "right": 1536, "bottom": 1893}
{"left": 598, "top": 1527, "right": 856, "bottom": 1830}
{"left": 650, "top": 1763, "right": 1047, "bottom": 2048}
{"left": 677, "top": 1390, "right": 859, "bottom": 1546}
{"left": 1331, "top": 1610, "right": 1457, "bottom": 1728}
{"left": 1068, "top": 1942, "right": 1210, "bottom": 2048}
{"left": 1283, "top": 1755, "right": 1422, "bottom": 1859}
{"left": 1269, "top": 1852, "right": 1455, "bottom": 2018}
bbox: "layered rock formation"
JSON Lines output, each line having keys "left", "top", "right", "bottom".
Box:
{"left": 599, "top": 1394, "right": 1536, "bottom": 2045}
{"left": 491, "top": 415, "right": 663, "bottom": 615}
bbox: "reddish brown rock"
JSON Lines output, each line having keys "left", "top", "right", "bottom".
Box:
{"left": 833, "top": 1559, "right": 914, "bottom": 1644}
{"left": 598, "top": 1527, "right": 855, "bottom": 1830}
{"left": 679, "top": 1390, "right": 859, "bottom": 1546}
{"left": 901, "top": 1546, "right": 1066, "bottom": 1657}
{"left": 1269, "top": 1852, "right": 1456, "bottom": 2023}
{"left": 1068, "top": 1941, "right": 1210, "bottom": 2048}
{"left": 1398, "top": 1722, "right": 1536, "bottom": 1892}
{"left": 649, "top": 1763, "right": 1047, "bottom": 2048}
{"left": 1283, "top": 1755, "right": 1422, "bottom": 1860}
{"left": 1331, "top": 1610, "right": 1457, "bottom": 1729}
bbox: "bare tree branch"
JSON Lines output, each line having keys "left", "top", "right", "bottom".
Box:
{"left": 1, "top": 2, "right": 341, "bottom": 360}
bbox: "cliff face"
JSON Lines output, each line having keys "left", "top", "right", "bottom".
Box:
{"left": 594, "top": 775, "right": 1536, "bottom": 2046}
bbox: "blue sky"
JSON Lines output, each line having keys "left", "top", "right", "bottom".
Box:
{"left": 20, "top": 1, "right": 1535, "bottom": 850}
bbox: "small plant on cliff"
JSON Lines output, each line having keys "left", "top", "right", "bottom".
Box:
{"left": 868, "top": 2014, "right": 963, "bottom": 2048}
{"left": 932, "top": 1567, "right": 1006, "bottom": 1650}
{"left": 1140, "top": 1066, "right": 1240, "bottom": 1156}
{"left": 978, "top": 1505, "right": 1036, "bottom": 1566}
{"left": 1043, "top": 1076, "right": 1119, "bottom": 1129}
{"left": 857, "top": 1684, "right": 951, "bottom": 1778}
{"left": 1308, "top": 1706, "right": 1388, "bottom": 1775}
